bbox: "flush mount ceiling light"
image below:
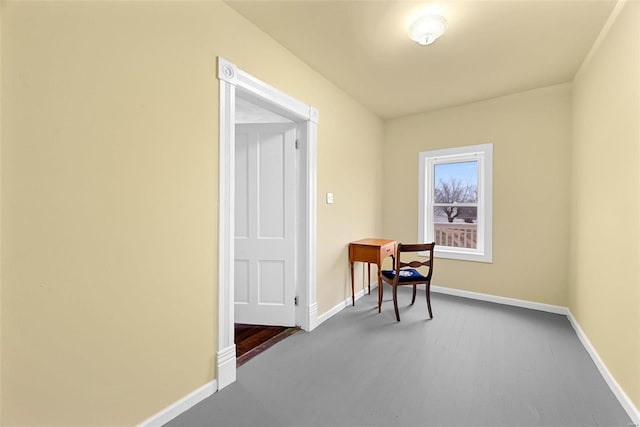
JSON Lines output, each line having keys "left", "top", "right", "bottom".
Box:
{"left": 408, "top": 14, "right": 447, "bottom": 46}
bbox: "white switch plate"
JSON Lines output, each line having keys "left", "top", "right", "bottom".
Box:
{"left": 326, "top": 192, "right": 334, "bottom": 204}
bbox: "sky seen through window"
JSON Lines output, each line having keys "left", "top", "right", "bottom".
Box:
{"left": 434, "top": 161, "right": 478, "bottom": 189}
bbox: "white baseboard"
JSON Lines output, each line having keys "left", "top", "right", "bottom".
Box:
{"left": 306, "top": 302, "right": 319, "bottom": 331}
{"left": 567, "top": 311, "right": 640, "bottom": 425}
{"left": 142, "top": 283, "right": 639, "bottom": 427}
{"left": 431, "top": 285, "right": 639, "bottom": 424}
{"left": 430, "top": 285, "right": 569, "bottom": 315}
{"left": 216, "top": 345, "right": 236, "bottom": 390}
{"left": 137, "top": 380, "right": 217, "bottom": 427}
{"left": 316, "top": 282, "right": 378, "bottom": 326}
{"left": 317, "top": 283, "right": 568, "bottom": 325}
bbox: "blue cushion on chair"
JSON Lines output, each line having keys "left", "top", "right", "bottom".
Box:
{"left": 381, "top": 268, "right": 427, "bottom": 282}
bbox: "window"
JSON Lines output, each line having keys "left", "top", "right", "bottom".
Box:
{"left": 418, "top": 143, "right": 493, "bottom": 263}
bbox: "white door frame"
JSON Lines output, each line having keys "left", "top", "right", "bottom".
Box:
{"left": 216, "top": 57, "right": 319, "bottom": 390}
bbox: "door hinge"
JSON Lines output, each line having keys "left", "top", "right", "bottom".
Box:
{"left": 294, "top": 296, "right": 299, "bottom": 306}
{"left": 295, "top": 139, "right": 299, "bottom": 149}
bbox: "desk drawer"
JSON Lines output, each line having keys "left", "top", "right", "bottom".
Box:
{"left": 381, "top": 243, "right": 395, "bottom": 258}
{"left": 350, "top": 243, "right": 395, "bottom": 263}
{"left": 350, "top": 244, "right": 379, "bottom": 263}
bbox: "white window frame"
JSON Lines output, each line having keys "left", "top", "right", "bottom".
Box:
{"left": 418, "top": 143, "right": 493, "bottom": 263}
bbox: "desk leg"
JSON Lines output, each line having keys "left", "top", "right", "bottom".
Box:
{"left": 377, "top": 266, "right": 383, "bottom": 313}
{"left": 350, "top": 260, "right": 355, "bottom": 306}
{"left": 367, "top": 263, "right": 371, "bottom": 295}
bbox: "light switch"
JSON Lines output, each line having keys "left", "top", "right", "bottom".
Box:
{"left": 326, "top": 192, "right": 334, "bottom": 204}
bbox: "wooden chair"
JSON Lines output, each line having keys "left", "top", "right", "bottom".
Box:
{"left": 381, "top": 243, "right": 435, "bottom": 321}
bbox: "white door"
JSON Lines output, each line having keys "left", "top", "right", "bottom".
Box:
{"left": 234, "top": 123, "right": 297, "bottom": 327}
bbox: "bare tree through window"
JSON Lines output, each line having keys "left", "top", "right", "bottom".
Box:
{"left": 434, "top": 178, "right": 477, "bottom": 223}
{"left": 433, "top": 162, "right": 478, "bottom": 248}
{"left": 419, "top": 144, "right": 493, "bottom": 262}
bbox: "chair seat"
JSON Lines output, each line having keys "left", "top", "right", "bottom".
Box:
{"left": 381, "top": 268, "right": 427, "bottom": 283}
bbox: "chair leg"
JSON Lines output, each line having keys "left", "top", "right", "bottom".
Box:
{"left": 411, "top": 285, "right": 417, "bottom": 305}
{"left": 426, "top": 283, "right": 433, "bottom": 319}
{"left": 393, "top": 284, "right": 400, "bottom": 321}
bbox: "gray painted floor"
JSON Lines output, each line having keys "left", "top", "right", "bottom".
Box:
{"left": 166, "top": 288, "right": 632, "bottom": 427}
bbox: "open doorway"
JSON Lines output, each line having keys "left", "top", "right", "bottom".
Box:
{"left": 233, "top": 96, "right": 300, "bottom": 365}
{"left": 216, "top": 57, "right": 319, "bottom": 389}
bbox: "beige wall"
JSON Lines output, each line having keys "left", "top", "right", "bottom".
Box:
{"left": 570, "top": 0, "right": 640, "bottom": 410}
{"left": 2, "top": 0, "right": 638, "bottom": 424}
{"left": 0, "top": 1, "right": 383, "bottom": 425}
{"left": 383, "top": 84, "right": 571, "bottom": 306}
{"left": 0, "top": 1, "right": 3, "bottom": 423}
{"left": 316, "top": 101, "right": 385, "bottom": 312}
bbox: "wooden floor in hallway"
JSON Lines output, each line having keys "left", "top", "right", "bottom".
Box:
{"left": 234, "top": 323, "right": 300, "bottom": 367}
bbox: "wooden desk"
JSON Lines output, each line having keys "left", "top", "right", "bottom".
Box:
{"left": 349, "top": 238, "right": 397, "bottom": 312}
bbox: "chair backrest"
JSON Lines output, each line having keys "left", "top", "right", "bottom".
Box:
{"left": 396, "top": 242, "right": 435, "bottom": 280}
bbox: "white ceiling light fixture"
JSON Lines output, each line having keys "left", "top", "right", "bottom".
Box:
{"left": 408, "top": 14, "right": 448, "bottom": 46}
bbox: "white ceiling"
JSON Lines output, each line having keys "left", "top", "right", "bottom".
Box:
{"left": 226, "top": 0, "right": 617, "bottom": 119}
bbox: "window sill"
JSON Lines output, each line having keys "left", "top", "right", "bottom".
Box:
{"left": 420, "top": 249, "right": 492, "bottom": 263}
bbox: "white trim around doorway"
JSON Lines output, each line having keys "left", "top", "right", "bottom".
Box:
{"left": 216, "top": 57, "right": 319, "bottom": 391}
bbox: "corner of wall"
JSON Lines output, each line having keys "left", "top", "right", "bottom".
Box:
{"left": 574, "top": 0, "right": 629, "bottom": 82}
{"left": 0, "top": 1, "right": 4, "bottom": 422}
{"left": 569, "top": 0, "right": 640, "bottom": 415}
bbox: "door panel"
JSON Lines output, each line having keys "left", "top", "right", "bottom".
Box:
{"left": 235, "top": 132, "right": 250, "bottom": 239}
{"left": 258, "top": 135, "right": 285, "bottom": 238}
{"left": 235, "top": 123, "right": 297, "bottom": 327}
{"left": 234, "top": 260, "right": 250, "bottom": 304}
{"left": 258, "top": 260, "right": 285, "bottom": 304}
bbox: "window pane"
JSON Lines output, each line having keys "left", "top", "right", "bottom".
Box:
{"left": 434, "top": 206, "right": 477, "bottom": 249}
{"left": 434, "top": 206, "right": 477, "bottom": 224}
{"left": 434, "top": 161, "right": 478, "bottom": 203}
{"left": 419, "top": 144, "right": 492, "bottom": 262}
